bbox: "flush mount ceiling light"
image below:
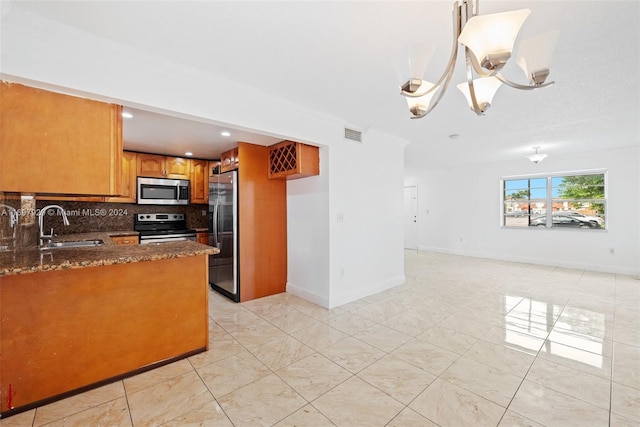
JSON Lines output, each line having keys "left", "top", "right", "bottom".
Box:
{"left": 401, "top": 0, "right": 558, "bottom": 118}
{"left": 526, "top": 146, "right": 548, "bottom": 164}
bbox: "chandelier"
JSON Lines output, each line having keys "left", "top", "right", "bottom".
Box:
{"left": 526, "top": 146, "right": 548, "bottom": 164}
{"left": 401, "top": 0, "right": 558, "bottom": 118}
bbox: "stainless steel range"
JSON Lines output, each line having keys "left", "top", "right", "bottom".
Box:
{"left": 134, "top": 213, "right": 197, "bottom": 245}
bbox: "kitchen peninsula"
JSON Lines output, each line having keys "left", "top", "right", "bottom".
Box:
{"left": 0, "top": 234, "right": 218, "bottom": 416}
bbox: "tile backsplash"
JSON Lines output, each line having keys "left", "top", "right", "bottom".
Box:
{"left": 35, "top": 201, "right": 210, "bottom": 235}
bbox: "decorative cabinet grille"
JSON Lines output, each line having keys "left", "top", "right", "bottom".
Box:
{"left": 268, "top": 140, "right": 319, "bottom": 180}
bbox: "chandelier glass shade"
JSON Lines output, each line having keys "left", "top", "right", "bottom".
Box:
{"left": 456, "top": 76, "right": 502, "bottom": 113}
{"left": 405, "top": 80, "right": 437, "bottom": 116}
{"left": 401, "top": 0, "right": 557, "bottom": 118}
{"left": 457, "top": 9, "right": 531, "bottom": 71}
{"left": 526, "top": 146, "right": 548, "bottom": 163}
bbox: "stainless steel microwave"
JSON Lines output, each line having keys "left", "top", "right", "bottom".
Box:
{"left": 137, "top": 177, "right": 190, "bottom": 205}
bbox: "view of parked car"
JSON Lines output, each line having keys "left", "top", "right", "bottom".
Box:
{"left": 553, "top": 210, "right": 604, "bottom": 225}
{"left": 529, "top": 214, "right": 601, "bottom": 229}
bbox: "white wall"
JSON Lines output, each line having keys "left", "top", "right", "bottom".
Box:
{"left": 1, "top": 8, "right": 407, "bottom": 308}
{"left": 286, "top": 146, "right": 331, "bottom": 306}
{"left": 327, "top": 129, "right": 406, "bottom": 307}
{"left": 405, "top": 146, "right": 640, "bottom": 276}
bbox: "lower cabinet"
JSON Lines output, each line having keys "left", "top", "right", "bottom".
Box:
{"left": 0, "top": 256, "right": 209, "bottom": 414}
{"left": 110, "top": 235, "right": 138, "bottom": 246}
{"left": 196, "top": 232, "right": 208, "bottom": 245}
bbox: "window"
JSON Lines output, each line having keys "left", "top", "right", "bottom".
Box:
{"left": 502, "top": 171, "right": 606, "bottom": 229}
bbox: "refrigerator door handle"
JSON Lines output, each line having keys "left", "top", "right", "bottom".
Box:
{"left": 212, "top": 198, "right": 220, "bottom": 249}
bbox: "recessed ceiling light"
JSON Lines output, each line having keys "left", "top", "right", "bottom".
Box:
{"left": 220, "top": 131, "right": 231, "bottom": 137}
{"left": 122, "top": 112, "right": 133, "bottom": 119}
{"left": 449, "top": 134, "right": 460, "bottom": 140}
{"left": 185, "top": 152, "right": 193, "bottom": 156}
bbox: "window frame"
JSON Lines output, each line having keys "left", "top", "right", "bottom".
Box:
{"left": 500, "top": 169, "right": 607, "bottom": 230}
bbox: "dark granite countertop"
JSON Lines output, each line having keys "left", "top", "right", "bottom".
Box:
{"left": 0, "top": 231, "right": 218, "bottom": 277}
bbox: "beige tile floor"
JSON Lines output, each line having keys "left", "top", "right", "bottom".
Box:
{"left": 2, "top": 250, "right": 639, "bottom": 426}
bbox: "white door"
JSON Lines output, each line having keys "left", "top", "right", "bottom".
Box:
{"left": 404, "top": 186, "right": 418, "bottom": 250}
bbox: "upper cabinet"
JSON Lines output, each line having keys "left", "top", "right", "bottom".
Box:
{"left": 268, "top": 140, "right": 319, "bottom": 180}
{"left": 137, "top": 153, "right": 190, "bottom": 179}
{"left": 190, "top": 159, "right": 208, "bottom": 204}
{"left": 166, "top": 157, "right": 190, "bottom": 179}
{"left": 105, "top": 151, "right": 137, "bottom": 203}
{"left": 209, "top": 160, "right": 221, "bottom": 177}
{"left": 220, "top": 148, "right": 239, "bottom": 173}
{"left": 0, "top": 81, "right": 123, "bottom": 195}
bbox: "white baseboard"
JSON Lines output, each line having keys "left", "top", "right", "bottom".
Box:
{"left": 287, "top": 275, "right": 407, "bottom": 309}
{"left": 328, "top": 275, "right": 406, "bottom": 309}
{"left": 286, "top": 282, "right": 330, "bottom": 308}
{"left": 417, "top": 245, "right": 640, "bottom": 277}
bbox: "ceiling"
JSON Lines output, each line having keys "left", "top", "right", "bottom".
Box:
{"left": 7, "top": 1, "right": 640, "bottom": 168}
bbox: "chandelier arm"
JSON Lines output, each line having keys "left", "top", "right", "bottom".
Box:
{"left": 494, "top": 73, "right": 555, "bottom": 90}
{"left": 401, "top": 1, "right": 462, "bottom": 100}
{"left": 461, "top": 0, "right": 484, "bottom": 115}
{"left": 464, "top": 46, "right": 484, "bottom": 115}
{"left": 468, "top": 49, "right": 496, "bottom": 77}
{"left": 408, "top": 2, "right": 462, "bottom": 118}
{"left": 409, "top": 55, "right": 458, "bottom": 118}
{"left": 401, "top": 84, "right": 438, "bottom": 98}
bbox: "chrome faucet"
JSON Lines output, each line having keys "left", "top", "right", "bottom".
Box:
{"left": 38, "top": 205, "right": 70, "bottom": 247}
{"left": 0, "top": 204, "right": 19, "bottom": 240}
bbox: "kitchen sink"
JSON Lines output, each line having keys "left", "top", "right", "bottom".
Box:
{"left": 41, "top": 240, "right": 104, "bottom": 250}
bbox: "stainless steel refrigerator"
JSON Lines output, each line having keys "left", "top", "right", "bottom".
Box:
{"left": 208, "top": 170, "right": 239, "bottom": 302}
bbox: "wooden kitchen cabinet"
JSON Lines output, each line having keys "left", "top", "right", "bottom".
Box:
{"left": 110, "top": 235, "right": 138, "bottom": 246}
{"left": 166, "top": 157, "right": 190, "bottom": 179}
{"left": 0, "top": 81, "right": 122, "bottom": 195}
{"left": 236, "top": 142, "right": 287, "bottom": 302}
{"left": 196, "top": 232, "right": 209, "bottom": 245}
{"left": 137, "top": 153, "right": 190, "bottom": 179}
{"left": 220, "top": 148, "right": 239, "bottom": 173}
{"left": 0, "top": 255, "right": 208, "bottom": 414}
{"left": 36, "top": 195, "right": 105, "bottom": 202}
{"left": 209, "top": 160, "right": 221, "bottom": 176}
{"left": 190, "top": 159, "right": 208, "bottom": 204}
{"left": 137, "top": 153, "right": 165, "bottom": 178}
{"left": 268, "top": 140, "right": 319, "bottom": 180}
{"left": 106, "top": 151, "right": 137, "bottom": 203}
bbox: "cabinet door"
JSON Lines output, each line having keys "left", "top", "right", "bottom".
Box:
{"left": 220, "top": 148, "right": 239, "bottom": 173}
{"left": 209, "top": 160, "right": 221, "bottom": 177}
{"left": 196, "top": 232, "right": 209, "bottom": 245}
{"left": 137, "top": 153, "right": 166, "bottom": 178}
{"left": 190, "top": 159, "right": 208, "bottom": 204}
{"left": 0, "top": 82, "right": 122, "bottom": 195}
{"left": 165, "top": 157, "right": 190, "bottom": 179}
{"left": 106, "top": 151, "right": 137, "bottom": 203}
{"left": 110, "top": 235, "right": 139, "bottom": 246}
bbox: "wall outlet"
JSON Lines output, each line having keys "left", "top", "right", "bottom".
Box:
{"left": 340, "top": 267, "right": 345, "bottom": 277}
{"left": 202, "top": 210, "right": 207, "bottom": 216}
{"left": 609, "top": 248, "right": 615, "bottom": 255}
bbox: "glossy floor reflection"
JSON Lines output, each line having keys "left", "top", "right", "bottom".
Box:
{"left": 3, "top": 251, "right": 639, "bottom": 426}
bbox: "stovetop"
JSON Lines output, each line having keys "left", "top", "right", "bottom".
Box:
{"left": 134, "top": 213, "right": 195, "bottom": 236}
